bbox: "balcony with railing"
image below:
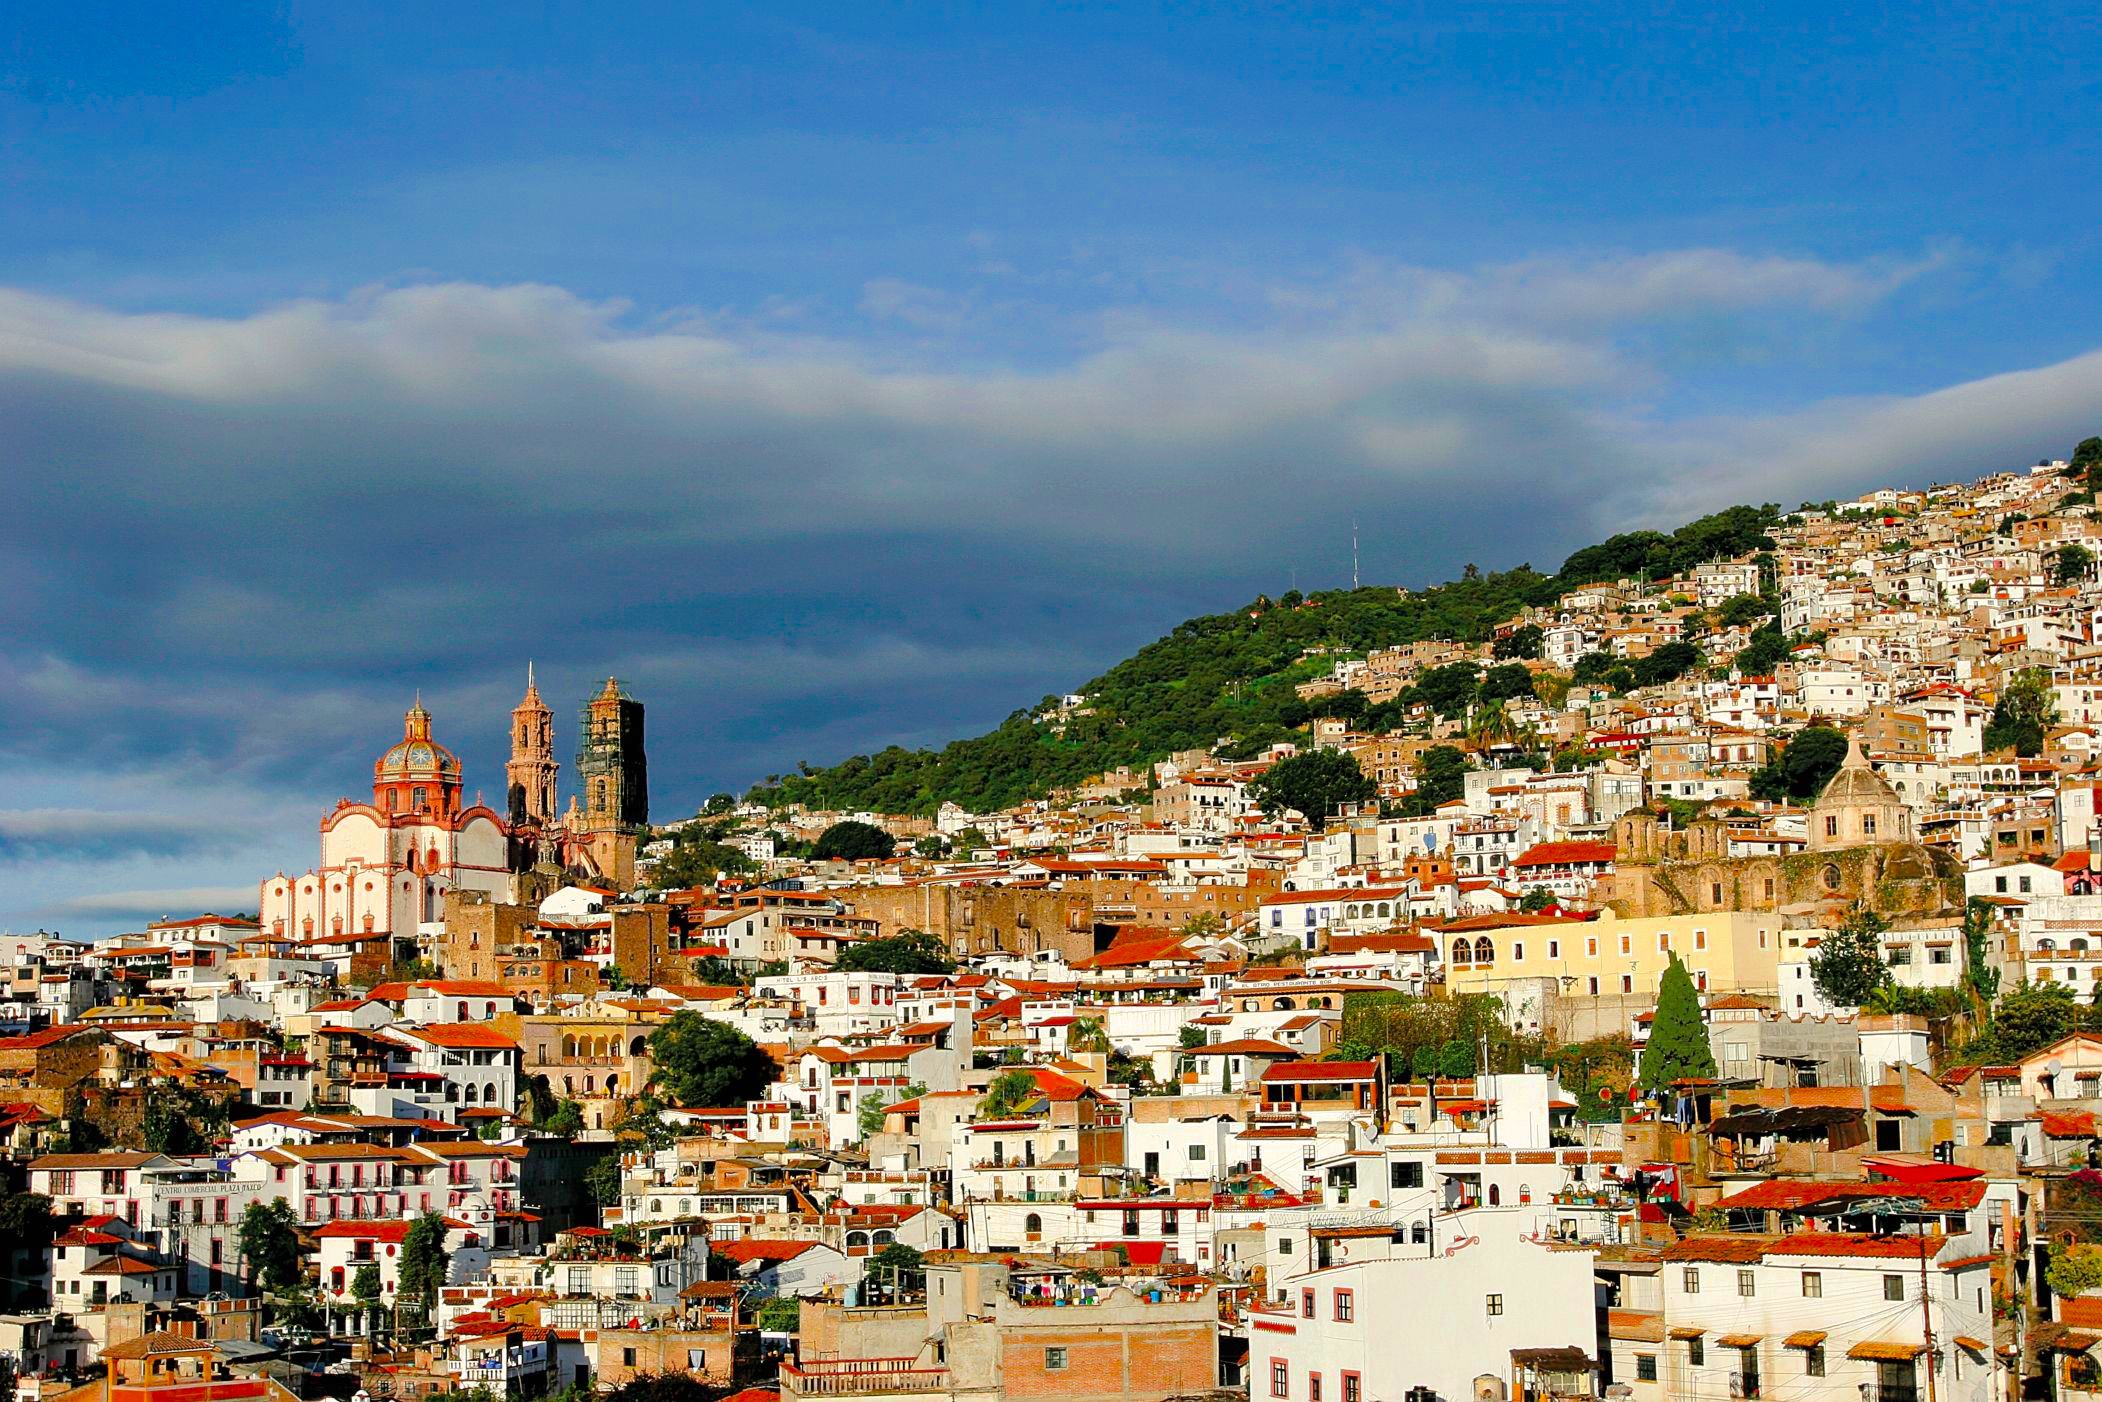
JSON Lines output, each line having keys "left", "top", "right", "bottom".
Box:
{"left": 780, "top": 1359, "right": 951, "bottom": 1398}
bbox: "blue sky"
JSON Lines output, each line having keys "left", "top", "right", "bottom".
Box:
{"left": 4, "top": 2, "right": 2102, "bottom": 932}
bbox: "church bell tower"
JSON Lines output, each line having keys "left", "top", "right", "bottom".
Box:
{"left": 506, "top": 664, "right": 559, "bottom": 826}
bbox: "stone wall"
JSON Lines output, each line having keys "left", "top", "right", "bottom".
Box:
{"left": 1601, "top": 839, "right": 1962, "bottom": 921}
{"left": 835, "top": 885, "right": 1108, "bottom": 959}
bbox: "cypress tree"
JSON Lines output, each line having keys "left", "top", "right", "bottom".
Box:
{"left": 1638, "top": 953, "right": 1716, "bottom": 1093}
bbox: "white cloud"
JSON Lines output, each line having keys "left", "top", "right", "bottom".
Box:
{"left": 0, "top": 245, "right": 2083, "bottom": 934}
{"left": 53, "top": 886, "right": 262, "bottom": 919}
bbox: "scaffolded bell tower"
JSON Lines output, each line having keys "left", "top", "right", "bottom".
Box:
{"left": 577, "top": 676, "right": 649, "bottom": 833}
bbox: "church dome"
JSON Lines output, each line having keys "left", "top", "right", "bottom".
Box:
{"left": 374, "top": 700, "right": 462, "bottom": 783}
{"left": 1812, "top": 735, "right": 1903, "bottom": 810}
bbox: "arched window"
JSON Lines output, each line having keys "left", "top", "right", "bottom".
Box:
{"left": 1474, "top": 937, "right": 1495, "bottom": 964}
{"left": 873, "top": 1230, "right": 894, "bottom": 1245}
{"left": 1378, "top": 903, "right": 1391, "bottom": 918}
{"left": 1024, "top": 1213, "right": 1043, "bottom": 1235}
{"left": 847, "top": 1231, "right": 869, "bottom": 1248}
{"left": 563, "top": 1035, "right": 577, "bottom": 1058}
{"left": 629, "top": 1036, "right": 648, "bottom": 1056}
{"left": 1488, "top": 1183, "right": 1501, "bottom": 1206}
{"left": 1345, "top": 905, "right": 1360, "bottom": 921}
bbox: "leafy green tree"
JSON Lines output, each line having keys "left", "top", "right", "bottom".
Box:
{"left": 2058, "top": 543, "right": 2096, "bottom": 586}
{"left": 1992, "top": 981, "right": 2080, "bottom": 1061}
{"left": 586, "top": 1155, "right": 623, "bottom": 1206}
{"left": 1571, "top": 652, "right": 1616, "bottom": 685}
{"left": 834, "top": 930, "right": 956, "bottom": 975}
{"left": 1716, "top": 593, "right": 1772, "bottom": 628}
{"left": 1407, "top": 746, "right": 1471, "bottom": 814}
{"left": 954, "top": 826, "right": 990, "bottom": 851}
{"left": 1409, "top": 1045, "right": 1439, "bottom": 1080}
{"left": 866, "top": 1242, "right": 925, "bottom": 1299}
{"left": 755, "top": 1296, "right": 801, "bottom": 1332}
{"left": 0, "top": 1191, "right": 56, "bottom": 1302}
{"left": 979, "top": 1069, "right": 1039, "bottom": 1118}
{"left": 1809, "top": 905, "right": 1894, "bottom": 1008}
{"left": 351, "top": 1263, "right": 384, "bottom": 1336}
{"left": 1518, "top": 887, "right": 1556, "bottom": 913}
{"left": 1749, "top": 725, "right": 1849, "bottom": 802}
{"left": 653, "top": 839, "right": 757, "bottom": 889}
{"left": 1734, "top": 622, "right": 1793, "bottom": 676}
{"left": 1630, "top": 641, "right": 1701, "bottom": 687}
{"left": 523, "top": 1073, "right": 560, "bottom": 1125}
{"left": 0, "top": 1193, "right": 52, "bottom": 1246}
{"left": 1408, "top": 663, "right": 1482, "bottom": 718}
{"left": 1436, "top": 1038, "right": 1475, "bottom": 1078}
{"left": 237, "top": 1199, "right": 303, "bottom": 1297}
{"left": 1986, "top": 667, "right": 2058, "bottom": 757}
{"left": 1479, "top": 662, "right": 1537, "bottom": 703}
{"left": 913, "top": 834, "right": 951, "bottom": 859}
{"left": 647, "top": 1013, "right": 778, "bottom": 1107}
{"left": 2074, "top": 436, "right": 2102, "bottom": 479}
{"left": 1492, "top": 625, "right": 1544, "bottom": 660}
{"left": 1637, "top": 954, "right": 1717, "bottom": 1093}
{"left": 1247, "top": 750, "right": 1376, "bottom": 831}
{"left": 858, "top": 1082, "right": 926, "bottom": 1138}
{"left": 539, "top": 1098, "right": 585, "bottom": 1139}
{"left": 396, "top": 1212, "right": 449, "bottom": 1340}
{"left": 813, "top": 821, "right": 897, "bottom": 861}
{"left": 1961, "top": 897, "right": 2001, "bottom": 1010}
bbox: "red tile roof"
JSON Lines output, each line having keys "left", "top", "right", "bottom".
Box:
{"left": 715, "top": 1239, "right": 821, "bottom": 1264}
{"left": 1512, "top": 841, "right": 1617, "bottom": 868}
{"left": 409, "top": 1024, "right": 521, "bottom": 1050}
{"left": 1261, "top": 1060, "right": 1376, "bottom": 1083}
{"left": 1715, "top": 1179, "right": 1985, "bottom": 1212}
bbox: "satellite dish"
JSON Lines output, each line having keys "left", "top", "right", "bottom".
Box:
{"left": 2048, "top": 1058, "right": 2065, "bottom": 1078}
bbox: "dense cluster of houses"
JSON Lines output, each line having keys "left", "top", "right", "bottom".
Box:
{"left": 24, "top": 459, "right": 2102, "bottom": 1402}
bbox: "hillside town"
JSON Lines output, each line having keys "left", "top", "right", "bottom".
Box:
{"left": 25, "top": 451, "right": 2102, "bottom": 1402}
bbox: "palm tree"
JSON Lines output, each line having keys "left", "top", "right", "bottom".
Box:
{"left": 1467, "top": 699, "right": 1520, "bottom": 751}
{"left": 1069, "top": 1017, "right": 1111, "bottom": 1055}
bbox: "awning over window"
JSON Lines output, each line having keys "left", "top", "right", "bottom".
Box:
{"left": 1848, "top": 1341, "right": 1928, "bottom": 1362}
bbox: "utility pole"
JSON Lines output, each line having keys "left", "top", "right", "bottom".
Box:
{"left": 1919, "top": 1219, "right": 1939, "bottom": 1402}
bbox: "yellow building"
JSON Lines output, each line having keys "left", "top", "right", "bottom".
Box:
{"left": 1433, "top": 907, "right": 1783, "bottom": 999}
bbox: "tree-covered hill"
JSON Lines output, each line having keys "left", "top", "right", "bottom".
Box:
{"left": 746, "top": 504, "right": 1780, "bottom": 815}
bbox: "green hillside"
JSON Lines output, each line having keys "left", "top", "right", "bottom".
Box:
{"left": 746, "top": 504, "right": 1781, "bottom": 815}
